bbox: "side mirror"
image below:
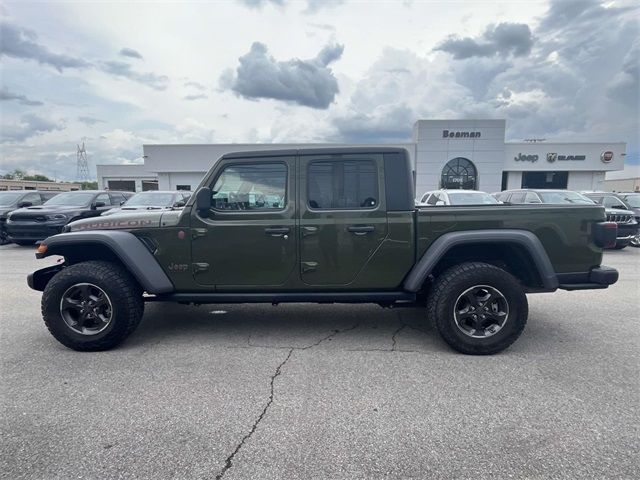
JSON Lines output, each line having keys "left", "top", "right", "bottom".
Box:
{"left": 435, "top": 200, "right": 445, "bottom": 206}
{"left": 173, "top": 200, "right": 186, "bottom": 208}
{"left": 92, "top": 201, "right": 106, "bottom": 209}
{"left": 195, "top": 187, "right": 212, "bottom": 214}
{"left": 120, "top": 200, "right": 126, "bottom": 206}
{"left": 612, "top": 204, "right": 626, "bottom": 209}
{"left": 17, "top": 201, "right": 33, "bottom": 208}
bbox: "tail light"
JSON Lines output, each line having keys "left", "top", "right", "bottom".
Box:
{"left": 593, "top": 221, "right": 617, "bottom": 249}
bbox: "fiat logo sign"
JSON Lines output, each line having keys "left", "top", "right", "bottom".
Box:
{"left": 601, "top": 151, "right": 614, "bottom": 163}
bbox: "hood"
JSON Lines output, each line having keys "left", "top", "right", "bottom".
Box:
{"left": 102, "top": 205, "right": 171, "bottom": 216}
{"left": 604, "top": 207, "right": 636, "bottom": 216}
{"left": 10, "top": 205, "right": 89, "bottom": 215}
{"left": 66, "top": 210, "right": 182, "bottom": 232}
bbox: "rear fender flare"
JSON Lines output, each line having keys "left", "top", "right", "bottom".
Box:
{"left": 403, "top": 229, "right": 559, "bottom": 292}
{"left": 34, "top": 230, "right": 174, "bottom": 294}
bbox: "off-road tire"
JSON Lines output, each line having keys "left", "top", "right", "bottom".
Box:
{"left": 42, "top": 261, "right": 144, "bottom": 351}
{"left": 427, "top": 262, "right": 528, "bottom": 355}
{"left": 613, "top": 241, "right": 628, "bottom": 250}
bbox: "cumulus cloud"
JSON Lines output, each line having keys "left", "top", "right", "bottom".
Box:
{"left": 183, "top": 93, "right": 208, "bottom": 101}
{"left": 119, "top": 47, "right": 143, "bottom": 59}
{"left": 221, "top": 42, "right": 344, "bottom": 108}
{"left": 435, "top": 22, "right": 533, "bottom": 59}
{"left": 184, "top": 80, "right": 207, "bottom": 90}
{"left": 0, "top": 87, "right": 43, "bottom": 106}
{"left": 0, "top": 20, "right": 91, "bottom": 71}
{"left": 78, "top": 116, "right": 105, "bottom": 126}
{"left": 100, "top": 61, "right": 169, "bottom": 90}
{"left": 239, "top": 0, "right": 284, "bottom": 8}
{"left": 1, "top": 114, "right": 64, "bottom": 142}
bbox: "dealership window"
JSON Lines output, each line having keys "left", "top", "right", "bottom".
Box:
{"left": 501, "top": 172, "right": 508, "bottom": 191}
{"left": 308, "top": 159, "right": 378, "bottom": 209}
{"left": 441, "top": 158, "right": 477, "bottom": 190}
{"left": 176, "top": 185, "right": 191, "bottom": 191}
{"left": 521, "top": 171, "right": 568, "bottom": 189}
{"left": 107, "top": 180, "right": 135, "bottom": 192}
{"left": 211, "top": 163, "right": 286, "bottom": 211}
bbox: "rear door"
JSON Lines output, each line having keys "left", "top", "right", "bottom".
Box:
{"left": 299, "top": 152, "right": 387, "bottom": 286}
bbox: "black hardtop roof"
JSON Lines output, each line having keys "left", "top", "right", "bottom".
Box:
{"left": 220, "top": 147, "right": 409, "bottom": 160}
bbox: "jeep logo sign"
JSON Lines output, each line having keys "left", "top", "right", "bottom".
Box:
{"left": 514, "top": 153, "right": 538, "bottom": 162}
{"left": 442, "top": 130, "right": 481, "bottom": 138}
{"left": 601, "top": 151, "right": 614, "bottom": 163}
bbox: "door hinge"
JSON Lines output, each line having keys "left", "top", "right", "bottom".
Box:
{"left": 192, "top": 228, "right": 207, "bottom": 239}
{"left": 192, "top": 262, "right": 210, "bottom": 273}
{"left": 301, "top": 261, "right": 318, "bottom": 273}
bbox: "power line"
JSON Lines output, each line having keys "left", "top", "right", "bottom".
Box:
{"left": 76, "top": 142, "right": 90, "bottom": 181}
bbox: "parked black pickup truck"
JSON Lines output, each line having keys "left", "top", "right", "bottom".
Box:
{"left": 28, "top": 148, "right": 618, "bottom": 354}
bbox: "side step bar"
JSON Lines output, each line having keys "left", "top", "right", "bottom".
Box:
{"left": 149, "top": 291, "right": 417, "bottom": 305}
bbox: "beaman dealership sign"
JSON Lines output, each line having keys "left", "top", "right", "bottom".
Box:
{"left": 442, "top": 130, "right": 481, "bottom": 138}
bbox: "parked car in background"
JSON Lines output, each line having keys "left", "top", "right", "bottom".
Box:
{"left": 0, "top": 190, "right": 60, "bottom": 245}
{"left": 101, "top": 191, "right": 192, "bottom": 216}
{"left": 583, "top": 192, "right": 640, "bottom": 247}
{"left": 6, "top": 190, "right": 133, "bottom": 245}
{"left": 418, "top": 189, "right": 500, "bottom": 206}
{"left": 497, "top": 189, "right": 638, "bottom": 249}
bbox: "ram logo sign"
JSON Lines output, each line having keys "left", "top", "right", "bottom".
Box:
{"left": 547, "top": 153, "right": 586, "bottom": 163}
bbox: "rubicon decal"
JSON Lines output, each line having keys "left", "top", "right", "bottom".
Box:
{"left": 72, "top": 219, "right": 156, "bottom": 231}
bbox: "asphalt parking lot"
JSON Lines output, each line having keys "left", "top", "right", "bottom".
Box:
{"left": 1, "top": 244, "right": 639, "bottom": 479}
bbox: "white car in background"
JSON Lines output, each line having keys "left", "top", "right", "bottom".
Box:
{"left": 101, "top": 191, "right": 192, "bottom": 216}
{"left": 418, "top": 189, "right": 501, "bottom": 206}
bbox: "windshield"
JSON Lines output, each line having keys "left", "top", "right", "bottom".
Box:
{"left": 123, "top": 192, "right": 175, "bottom": 207}
{"left": 0, "top": 192, "right": 24, "bottom": 206}
{"left": 538, "top": 191, "right": 594, "bottom": 204}
{"left": 623, "top": 195, "right": 640, "bottom": 207}
{"left": 44, "top": 192, "right": 94, "bottom": 206}
{"left": 448, "top": 192, "right": 499, "bottom": 205}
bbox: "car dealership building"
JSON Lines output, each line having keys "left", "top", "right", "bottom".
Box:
{"left": 97, "top": 119, "right": 626, "bottom": 196}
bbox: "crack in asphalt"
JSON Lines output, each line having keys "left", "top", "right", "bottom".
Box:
{"left": 390, "top": 324, "right": 407, "bottom": 351}
{"left": 214, "top": 323, "right": 359, "bottom": 480}
{"left": 215, "top": 348, "right": 293, "bottom": 480}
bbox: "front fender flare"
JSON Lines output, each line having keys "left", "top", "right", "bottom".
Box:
{"left": 34, "top": 230, "right": 174, "bottom": 294}
{"left": 403, "top": 229, "right": 559, "bottom": 292}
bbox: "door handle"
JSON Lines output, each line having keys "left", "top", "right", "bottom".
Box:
{"left": 347, "top": 225, "right": 375, "bottom": 235}
{"left": 265, "top": 226, "right": 290, "bottom": 237}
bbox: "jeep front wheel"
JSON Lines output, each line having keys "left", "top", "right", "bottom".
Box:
{"left": 42, "top": 261, "right": 144, "bottom": 351}
{"left": 427, "top": 262, "right": 528, "bottom": 355}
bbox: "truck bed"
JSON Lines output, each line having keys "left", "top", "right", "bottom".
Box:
{"left": 415, "top": 204, "right": 605, "bottom": 273}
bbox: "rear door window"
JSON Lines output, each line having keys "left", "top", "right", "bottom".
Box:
{"left": 308, "top": 160, "right": 378, "bottom": 209}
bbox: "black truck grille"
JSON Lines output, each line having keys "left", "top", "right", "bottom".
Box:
{"left": 10, "top": 214, "right": 47, "bottom": 222}
{"left": 606, "top": 213, "right": 632, "bottom": 224}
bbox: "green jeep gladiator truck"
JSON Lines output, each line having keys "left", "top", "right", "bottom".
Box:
{"left": 28, "top": 148, "right": 619, "bottom": 354}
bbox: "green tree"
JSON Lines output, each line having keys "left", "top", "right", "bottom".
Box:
{"left": 80, "top": 181, "right": 98, "bottom": 190}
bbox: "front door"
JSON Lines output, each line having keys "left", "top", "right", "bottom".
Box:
{"left": 299, "top": 152, "right": 388, "bottom": 286}
{"left": 191, "top": 155, "right": 297, "bottom": 288}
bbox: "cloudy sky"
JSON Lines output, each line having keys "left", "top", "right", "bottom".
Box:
{"left": 1, "top": 0, "right": 638, "bottom": 181}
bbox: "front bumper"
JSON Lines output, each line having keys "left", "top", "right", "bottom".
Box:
{"left": 557, "top": 266, "right": 619, "bottom": 291}
{"left": 616, "top": 223, "right": 639, "bottom": 240}
{"left": 6, "top": 222, "right": 65, "bottom": 241}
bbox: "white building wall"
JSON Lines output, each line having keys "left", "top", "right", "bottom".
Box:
{"left": 413, "top": 119, "right": 505, "bottom": 196}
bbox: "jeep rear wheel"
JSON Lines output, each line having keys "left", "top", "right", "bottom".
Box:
{"left": 42, "top": 261, "right": 144, "bottom": 351}
{"left": 427, "top": 262, "right": 528, "bottom": 355}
